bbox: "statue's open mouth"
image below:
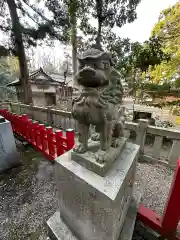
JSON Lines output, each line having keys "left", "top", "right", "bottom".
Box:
{"left": 75, "top": 67, "right": 109, "bottom": 88}
{"left": 76, "top": 77, "right": 109, "bottom": 88}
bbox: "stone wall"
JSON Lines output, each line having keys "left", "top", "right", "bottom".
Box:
{"left": 32, "top": 92, "right": 46, "bottom": 106}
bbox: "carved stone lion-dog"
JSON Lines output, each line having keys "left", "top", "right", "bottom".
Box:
{"left": 72, "top": 44, "right": 124, "bottom": 163}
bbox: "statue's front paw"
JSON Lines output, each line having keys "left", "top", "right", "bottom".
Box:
{"left": 74, "top": 144, "right": 87, "bottom": 153}
{"left": 111, "top": 138, "right": 121, "bottom": 148}
{"left": 95, "top": 150, "right": 106, "bottom": 164}
{"left": 91, "top": 133, "right": 100, "bottom": 141}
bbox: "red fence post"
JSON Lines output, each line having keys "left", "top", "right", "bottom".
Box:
{"left": 8, "top": 112, "right": 14, "bottom": 131}
{"left": 13, "top": 114, "right": 18, "bottom": 134}
{"left": 34, "top": 122, "right": 41, "bottom": 148}
{"left": 3, "top": 109, "right": 8, "bottom": 120}
{"left": 39, "top": 124, "right": 45, "bottom": 150}
{"left": 26, "top": 119, "right": 33, "bottom": 142}
{"left": 16, "top": 114, "right": 21, "bottom": 135}
{"left": 46, "top": 127, "right": 56, "bottom": 160}
{"left": 161, "top": 159, "right": 180, "bottom": 237}
{"left": 34, "top": 123, "right": 41, "bottom": 151}
{"left": 41, "top": 127, "right": 48, "bottom": 155}
{"left": 18, "top": 115, "right": 22, "bottom": 135}
{"left": 31, "top": 121, "right": 39, "bottom": 146}
{"left": 56, "top": 130, "right": 64, "bottom": 156}
{"left": 66, "top": 129, "right": 75, "bottom": 151}
{"left": 21, "top": 114, "right": 29, "bottom": 139}
{"left": 36, "top": 124, "right": 44, "bottom": 151}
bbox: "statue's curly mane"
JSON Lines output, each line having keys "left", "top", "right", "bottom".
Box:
{"left": 73, "top": 68, "right": 123, "bottom": 108}
{"left": 99, "top": 68, "right": 123, "bottom": 105}
{"left": 72, "top": 89, "right": 108, "bottom": 109}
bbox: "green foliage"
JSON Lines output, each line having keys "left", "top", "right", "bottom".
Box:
{"left": 0, "top": 57, "right": 18, "bottom": 100}
{"left": 114, "top": 2, "right": 180, "bottom": 102}
{"left": 121, "top": 4, "right": 177, "bottom": 97}
{"left": 125, "top": 37, "right": 169, "bottom": 73}
{"left": 78, "top": 0, "right": 141, "bottom": 50}
{"left": 146, "top": 100, "right": 180, "bottom": 109}
{"left": 143, "top": 82, "right": 171, "bottom": 92}
{"left": 0, "top": 57, "right": 19, "bottom": 82}
{"left": 150, "top": 2, "right": 180, "bottom": 82}
{"left": 93, "top": 0, "right": 141, "bottom": 28}
{"left": 104, "top": 32, "right": 131, "bottom": 73}
{"left": 174, "top": 78, "right": 180, "bottom": 88}
{"left": 140, "top": 80, "right": 180, "bottom": 102}
{"left": 142, "top": 82, "right": 171, "bottom": 98}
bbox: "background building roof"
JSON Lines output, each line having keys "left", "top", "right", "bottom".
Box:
{"left": 7, "top": 67, "right": 73, "bottom": 87}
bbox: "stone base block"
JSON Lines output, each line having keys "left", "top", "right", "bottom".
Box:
{"left": 0, "top": 119, "right": 20, "bottom": 173}
{"left": 47, "top": 194, "right": 141, "bottom": 240}
{"left": 54, "top": 142, "right": 139, "bottom": 240}
{"left": 71, "top": 137, "right": 127, "bottom": 176}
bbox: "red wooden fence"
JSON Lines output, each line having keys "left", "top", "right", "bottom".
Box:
{"left": 0, "top": 109, "right": 75, "bottom": 161}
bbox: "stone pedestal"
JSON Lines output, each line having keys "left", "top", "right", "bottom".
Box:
{"left": 71, "top": 137, "right": 127, "bottom": 177}
{"left": 0, "top": 117, "right": 20, "bottom": 173}
{"left": 48, "top": 140, "right": 139, "bottom": 240}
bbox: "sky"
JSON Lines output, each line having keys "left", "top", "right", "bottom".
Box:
{"left": 114, "top": 0, "right": 178, "bottom": 42}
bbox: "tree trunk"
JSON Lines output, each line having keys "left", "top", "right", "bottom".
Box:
{"left": 69, "top": 0, "right": 77, "bottom": 84}
{"left": 97, "top": 20, "right": 102, "bottom": 46}
{"left": 71, "top": 13, "right": 77, "bottom": 76}
{"left": 6, "top": 0, "right": 32, "bottom": 104}
{"left": 95, "top": 0, "right": 103, "bottom": 46}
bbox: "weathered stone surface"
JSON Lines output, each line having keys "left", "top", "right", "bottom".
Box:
{"left": 0, "top": 119, "right": 20, "bottom": 173}
{"left": 72, "top": 44, "right": 125, "bottom": 163}
{"left": 53, "top": 142, "right": 139, "bottom": 240}
{"left": 71, "top": 137, "right": 126, "bottom": 176}
{"left": 119, "top": 193, "right": 142, "bottom": 240}
{"left": 47, "top": 194, "right": 141, "bottom": 240}
{"left": 47, "top": 211, "right": 77, "bottom": 240}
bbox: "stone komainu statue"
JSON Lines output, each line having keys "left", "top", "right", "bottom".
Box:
{"left": 72, "top": 44, "right": 124, "bottom": 163}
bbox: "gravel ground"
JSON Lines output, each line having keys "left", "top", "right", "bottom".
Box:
{"left": 136, "top": 162, "right": 173, "bottom": 216}
{"left": 0, "top": 145, "right": 58, "bottom": 240}
{"left": 0, "top": 143, "right": 174, "bottom": 240}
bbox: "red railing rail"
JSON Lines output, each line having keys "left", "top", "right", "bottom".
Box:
{"left": 0, "top": 109, "right": 75, "bottom": 161}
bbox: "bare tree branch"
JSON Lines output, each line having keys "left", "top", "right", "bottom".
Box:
{"left": 16, "top": 1, "right": 41, "bottom": 26}
{"left": 0, "top": 0, "right": 5, "bottom": 16}
{"left": 20, "top": 0, "right": 52, "bottom": 24}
